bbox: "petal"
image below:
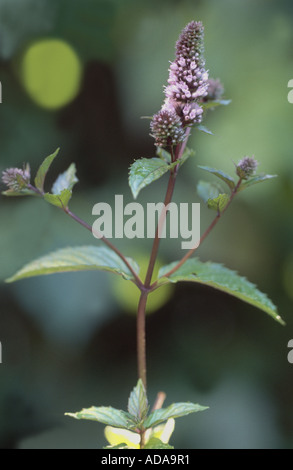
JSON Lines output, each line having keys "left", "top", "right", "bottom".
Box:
{"left": 104, "top": 426, "right": 140, "bottom": 448}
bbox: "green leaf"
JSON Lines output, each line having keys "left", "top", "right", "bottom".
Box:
{"left": 143, "top": 437, "right": 174, "bottom": 449}
{"left": 144, "top": 402, "right": 208, "bottom": 429}
{"left": 5, "top": 245, "right": 140, "bottom": 283}
{"left": 129, "top": 157, "right": 170, "bottom": 199}
{"left": 127, "top": 379, "right": 149, "bottom": 423}
{"left": 158, "top": 258, "right": 284, "bottom": 325}
{"left": 65, "top": 406, "right": 134, "bottom": 429}
{"left": 198, "top": 165, "right": 235, "bottom": 190}
{"left": 51, "top": 163, "right": 78, "bottom": 194}
{"left": 196, "top": 125, "right": 214, "bottom": 135}
{"left": 34, "top": 148, "right": 60, "bottom": 192}
{"left": 197, "top": 180, "right": 223, "bottom": 203}
{"left": 156, "top": 147, "right": 172, "bottom": 163}
{"left": 238, "top": 174, "right": 277, "bottom": 192}
{"left": 43, "top": 188, "right": 72, "bottom": 208}
{"left": 207, "top": 193, "right": 230, "bottom": 212}
{"left": 129, "top": 149, "right": 195, "bottom": 199}
{"left": 2, "top": 188, "right": 36, "bottom": 197}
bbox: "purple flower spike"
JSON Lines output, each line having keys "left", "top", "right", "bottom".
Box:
{"left": 150, "top": 21, "right": 209, "bottom": 148}
{"left": 165, "top": 21, "right": 209, "bottom": 106}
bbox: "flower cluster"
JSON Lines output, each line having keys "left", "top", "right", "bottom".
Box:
{"left": 1, "top": 164, "right": 31, "bottom": 191}
{"left": 236, "top": 156, "right": 258, "bottom": 179}
{"left": 165, "top": 21, "right": 208, "bottom": 104}
{"left": 150, "top": 21, "right": 209, "bottom": 148}
{"left": 150, "top": 106, "right": 186, "bottom": 148}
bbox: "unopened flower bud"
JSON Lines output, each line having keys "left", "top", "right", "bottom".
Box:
{"left": 236, "top": 156, "right": 258, "bottom": 179}
{"left": 1, "top": 164, "right": 31, "bottom": 191}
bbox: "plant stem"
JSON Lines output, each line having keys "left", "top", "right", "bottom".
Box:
{"left": 144, "top": 130, "right": 190, "bottom": 288}
{"left": 144, "top": 169, "right": 178, "bottom": 288}
{"left": 151, "top": 391, "right": 167, "bottom": 412}
{"left": 139, "top": 428, "right": 146, "bottom": 449}
{"left": 136, "top": 133, "right": 190, "bottom": 390}
{"left": 137, "top": 290, "right": 148, "bottom": 389}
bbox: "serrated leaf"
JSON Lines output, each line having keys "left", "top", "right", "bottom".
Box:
{"left": 34, "top": 148, "right": 60, "bottom": 192}
{"left": 207, "top": 193, "right": 230, "bottom": 212}
{"left": 143, "top": 437, "right": 174, "bottom": 449}
{"left": 129, "top": 158, "right": 170, "bottom": 199}
{"left": 129, "top": 150, "right": 195, "bottom": 199}
{"left": 44, "top": 189, "right": 72, "bottom": 208}
{"left": 5, "top": 245, "right": 140, "bottom": 283}
{"left": 197, "top": 180, "right": 223, "bottom": 203}
{"left": 198, "top": 165, "right": 235, "bottom": 190}
{"left": 144, "top": 402, "right": 208, "bottom": 429}
{"left": 158, "top": 258, "right": 284, "bottom": 325}
{"left": 238, "top": 174, "right": 277, "bottom": 192}
{"left": 52, "top": 163, "right": 78, "bottom": 194}
{"left": 65, "top": 406, "right": 133, "bottom": 429}
{"left": 127, "top": 379, "right": 148, "bottom": 423}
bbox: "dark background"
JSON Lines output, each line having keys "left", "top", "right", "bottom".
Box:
{"left": 0, "top": 0, "right": 293, "bottom": 449}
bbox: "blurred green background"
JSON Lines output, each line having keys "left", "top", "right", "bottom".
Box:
{"left": 0, "top": 0, "right": 293, "bottom": 449}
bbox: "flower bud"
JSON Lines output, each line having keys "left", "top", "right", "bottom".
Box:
{"left": 150, "top": 108, "right": 186, "bottom": 147}
{"left": 1, "top": 164, "right": 31, "bottom": 191}
{"left": 236, "top": 156, "right": 258, "bottom": 179}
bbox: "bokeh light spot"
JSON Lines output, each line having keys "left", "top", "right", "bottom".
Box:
{"left": 20, "top": 39, "right": 82, "bottom": 109}
{"left": 112, "top": 254, "right": 174, "bottom": 315}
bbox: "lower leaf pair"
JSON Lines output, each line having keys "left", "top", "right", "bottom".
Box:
{"left": 65, "top": 379, "right": 208, "bottom": 449}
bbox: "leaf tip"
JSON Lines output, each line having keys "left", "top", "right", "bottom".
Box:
{"left": 64, "top": 412, "right": 74, "bottom": 417}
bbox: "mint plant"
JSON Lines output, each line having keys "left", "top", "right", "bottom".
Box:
{"left": 1, "top": 21, "right": 284, "bottom": 449}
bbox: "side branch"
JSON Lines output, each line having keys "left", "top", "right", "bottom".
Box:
{"left": 64, "top": 207, "right": 144, "bottom": 289}
{"left": 150, "top": 178, "right": 242, "bottom": 286}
